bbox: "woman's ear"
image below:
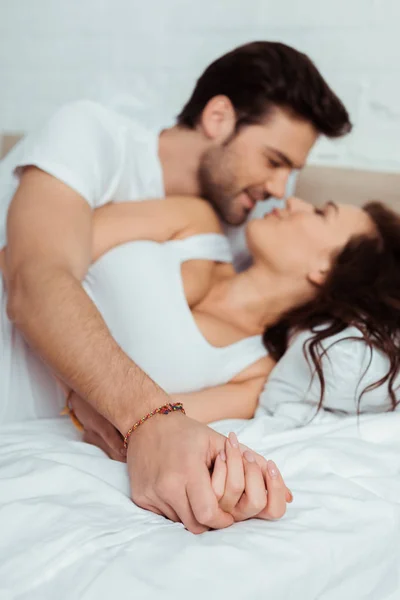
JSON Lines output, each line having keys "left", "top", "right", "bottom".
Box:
{"left": 307, "top": 256, "right": 331, "bottom": 287}
{"left": 198, "top": 95, "right": 236, "bottom": 142}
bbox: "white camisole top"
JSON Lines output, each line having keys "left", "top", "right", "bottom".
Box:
{"left": 83, "top": 233, "right": 268, "bottom": 394}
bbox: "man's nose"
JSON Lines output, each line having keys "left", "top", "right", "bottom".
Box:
{"left": 286, "top": 196, "right": 314, "bottom": 213}
{"left": 265, "top": 170, "right": 290, "bottom": 200}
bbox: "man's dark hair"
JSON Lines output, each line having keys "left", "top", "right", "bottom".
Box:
{"left": 177, "top": 41, "right": 352, "bottom": 138}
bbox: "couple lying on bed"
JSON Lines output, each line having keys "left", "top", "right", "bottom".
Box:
{"left": 2, "top": 42, "right": 400, "bottom": 534}
{"left": 2, "top": 189, "right": 400, "bottom": 521}
{"left": 5, "top": 190, "right": 398, "bottom": 517}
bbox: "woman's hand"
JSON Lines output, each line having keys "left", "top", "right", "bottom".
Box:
{"left": 212, "top": 432, "right": 292, "bottom": 522}
{"left": 68, "top": 392, "right": 127, "bottom": 462}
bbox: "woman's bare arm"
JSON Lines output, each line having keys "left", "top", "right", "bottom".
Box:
{"left": 171, "top": 356, "right": 276, "bottom": 423}
{"left": 1, "top": 197, "right": 220, "bottom": 272}
{"left": 91, "top": 196, "right": 222, "bottom": 262}
{"left": 172, "top": 378, "right": 266, "bottom": 423}
{"left": 1, "top": 195, "right": 220, "bottom": 268}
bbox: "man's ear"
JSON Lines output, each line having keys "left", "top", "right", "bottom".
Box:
{"left": 199, "top": 95, "right": 236, "bottom": 142}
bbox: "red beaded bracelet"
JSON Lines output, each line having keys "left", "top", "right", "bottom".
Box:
{"left": 123, "top": 402, "right": 186, "bottom": 449}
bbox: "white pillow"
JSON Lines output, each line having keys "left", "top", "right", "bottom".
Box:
{"left": 258, "top": 326, "right": 395, "bottom": 426}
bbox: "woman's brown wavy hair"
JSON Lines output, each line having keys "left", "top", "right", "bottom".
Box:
{"left": 263, "top": 201, "right": 400, "bottom": 413}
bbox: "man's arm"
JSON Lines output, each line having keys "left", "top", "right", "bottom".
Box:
{"left": 5, "top": 166, "right": 237, "bottom": 533}
{"left": 6, "top": 166, "right": 160, "bottom": 433}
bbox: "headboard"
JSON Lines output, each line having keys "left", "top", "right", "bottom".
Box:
{"left": 296, "top": 165, "right": 400, "bottom": 211}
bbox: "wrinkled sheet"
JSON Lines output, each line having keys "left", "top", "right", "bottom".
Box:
{"left": 1, "top": 412, "right": 400, "bottom": 600}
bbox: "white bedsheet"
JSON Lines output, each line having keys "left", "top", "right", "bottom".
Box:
{"left": 0, "top": 412, "right": 399, "bottom": 600}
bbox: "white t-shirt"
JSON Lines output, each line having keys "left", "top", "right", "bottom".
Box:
{"left": 0, "top": 101, "right": 163, "bottom": 245}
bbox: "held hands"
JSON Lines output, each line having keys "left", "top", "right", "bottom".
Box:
{"left": 127, "top": 412, "right": 292, "bottom": 533}
{"left": 69, "top": 394, "right": 292, "bottom": 532}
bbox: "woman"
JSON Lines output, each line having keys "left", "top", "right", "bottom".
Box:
{"left": 55, "top": 193, "right": 400, "bottom": 426}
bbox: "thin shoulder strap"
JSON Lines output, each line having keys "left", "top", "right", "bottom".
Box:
{"left": 167, "top": 234, "right": 233, "bottom": 264}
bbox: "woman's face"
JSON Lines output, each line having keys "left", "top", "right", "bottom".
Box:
{"left": 246, "top": 197, "right": 376, "bottom": 285}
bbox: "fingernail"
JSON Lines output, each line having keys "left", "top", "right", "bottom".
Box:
{"left": 287, "top": 489, "right": 294, "bottom": 503}
{"left": 267, "top": 460, "right": 279, "bottom": 479}
{"left": 244, "top": 450, "right": 255, "bottom": 463}
{"left": 219, "top": 449, "right": 226, "bottom": 462}
{"left": 228, "top": 432, "right": 239, "bottom": 448}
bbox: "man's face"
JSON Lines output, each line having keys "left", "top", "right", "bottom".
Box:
{"left": 198, "top": 108, "right": 318, "bottom": 225}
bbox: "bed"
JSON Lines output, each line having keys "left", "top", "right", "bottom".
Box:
{"left": 1, "top": 138, "right": 400, "bottom": 599}
{"left": 1, "top": 411, "right": 400, "bottom": 599}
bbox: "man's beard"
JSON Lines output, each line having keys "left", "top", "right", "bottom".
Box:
{"left": 197, "top": 147, "right": 247, "bottom": 226}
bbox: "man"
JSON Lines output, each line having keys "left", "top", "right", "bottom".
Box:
{"left": 1, "top": 41, "right": 351, "bottom": 533}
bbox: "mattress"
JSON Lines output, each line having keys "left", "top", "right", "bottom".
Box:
{"left": 1, "top": 411, "right": 399, "bottom": 600}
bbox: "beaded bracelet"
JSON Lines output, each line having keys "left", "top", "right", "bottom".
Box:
{"left": 123, "top": 402, "right": 186, "bottom": 449}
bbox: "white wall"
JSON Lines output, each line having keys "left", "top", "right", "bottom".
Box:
{"left": 0, "top": 0, "right": 399, "bottom": 171}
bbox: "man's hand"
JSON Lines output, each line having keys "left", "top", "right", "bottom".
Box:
{"left": 68, "top": 393, "right": 234, "bottom": 531}
{"left": 127, "top": 411, "right": 235, "bottom": 534}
